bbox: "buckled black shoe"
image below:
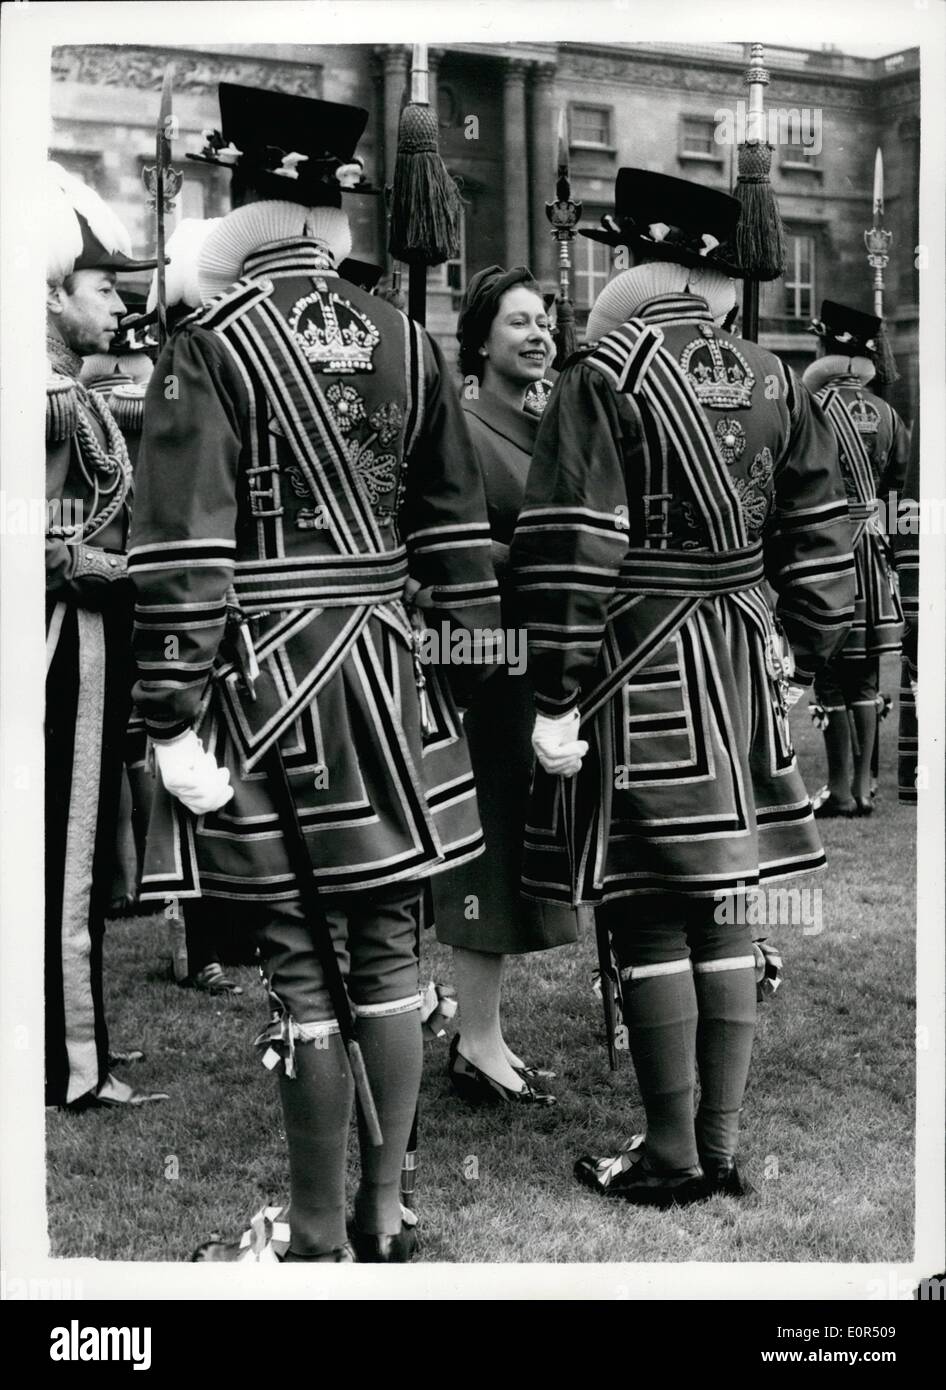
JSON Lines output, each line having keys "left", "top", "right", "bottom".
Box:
{"left": 282, "top": 1244, "right": 355, "bottom": 1263}
{"left": 574, "top": 1137, "right": 706, "bottom": 1208}
{"left": 184, "top": 963, "right": 243, "bottom": 996}
{"left": 348, "top": 1221, "right": 418, "bottom": 1263}
{"left": 69, "top": 1074, "right": 169, "bottom": 1110}
{"left": 699, "top": 1155, "right": 754, "bottom": 1199}
{"left": 812, "top": 791, "right": 857, "bottom": 819}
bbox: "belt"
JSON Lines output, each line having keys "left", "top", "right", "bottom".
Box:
{"left": 232, "top": 549, "right": 409, "bottom": 612}
{"left": 613, "top": 541, "right": 765, "bottom": 597}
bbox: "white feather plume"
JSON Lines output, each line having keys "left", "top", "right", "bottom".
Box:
{"left": 48, "top": 160, "right": 133, "bottom": 264}
{"left": 148, "top": 218, "right": 221, "bottom": 312}
{"left": 46, "top": 173, "right": 83, "bottom": 283}
{"left": 198, "top": 203, "right": 352, "bottom": 302}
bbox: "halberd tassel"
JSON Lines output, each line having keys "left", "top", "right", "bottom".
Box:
{"left": 387, "top": 46, "right": 461, "bottom": 268}
{"left": 734, "top": 141, "right": 786, "bottom": 281}
{"left": 873, "top": 321, "right": 900, "bottom": 386}
{"left": 733, "top": 47, "right": 786, "bottom": 283}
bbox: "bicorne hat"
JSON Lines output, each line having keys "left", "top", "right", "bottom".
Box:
{"left": 808, "top": 300, "right": 882, "bottom": 357}
{"left": 188, "top": 84, "right": 373, "bottom": 207}
{"left": 580, "top": 168, "right": 744, "bottom": 278}
{"left": 47, "top": 161, "right": 159, "bottom": 281}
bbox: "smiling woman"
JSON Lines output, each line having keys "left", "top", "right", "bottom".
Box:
{"left": 432, "top": 264, "right": 581, "bottom": 1105}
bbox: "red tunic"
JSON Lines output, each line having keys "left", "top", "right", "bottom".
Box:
{"left": 129, "top": 240, "right": 500, "bottom": 902}
{"left": 510, "top": 293, "right": 856, "bottom": 906}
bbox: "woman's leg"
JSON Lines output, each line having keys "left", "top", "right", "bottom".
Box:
{"left": 452, "top": 946, "right": 525, "bottom": 1091}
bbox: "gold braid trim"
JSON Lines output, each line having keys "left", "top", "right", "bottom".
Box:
{"left": 47, "top": 376, "right": 78, "bottom": 443}
{"left": 108, "top": 383, "right": 147, "bottom": 435}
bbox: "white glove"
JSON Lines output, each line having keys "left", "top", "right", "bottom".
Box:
{"left": 153, "top": 729, "right": 234, "bottom": 815}
{"left": 531, "top": 709, "right": 588, "bottom": 778}
{"left": 783, "top": 682, "right": 806, "bottom": 712}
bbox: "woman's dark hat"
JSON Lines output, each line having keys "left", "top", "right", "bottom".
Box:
{"left": 580, "top": 168, "right": 744, "bottom": 277}
{"left": 188, "top": 84, "right": 374, "bottom": 206}
{"left": 456, "top": 264, "right": 542, "bottom": 351}
{"left": 808, "top": 299, "right": 882, "bottom": 356}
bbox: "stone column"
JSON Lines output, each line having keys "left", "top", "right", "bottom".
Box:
{"left": 503, "top": 59, "right": 530, "bottom": 265}
{"left": 378, "top": 45, "right": 410, "bottom": 194}
{"left": 529, "top": 62, "right": 558, "bottom": 287}
{"left": 427, "top": 47, "right": 445, "bottom": 117}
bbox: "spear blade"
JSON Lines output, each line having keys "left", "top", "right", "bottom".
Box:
{"left": 154, "top": 64, "right": 174, "bottom": 349}
{"left": 872, "top": 147, "right": 884, "bottom": 220}
{"left": 545, "top": 107, "right": 581, "bottom": 366}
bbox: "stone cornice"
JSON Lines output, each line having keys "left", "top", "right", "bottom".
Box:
{"left": 51, "top": 44, "right": 323, "bottom": 96}
{"left": 557, "top": 46, "right": 917, "bottom": 110}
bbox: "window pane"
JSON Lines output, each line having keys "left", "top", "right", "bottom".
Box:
{"left": 573, "top": 106, "right": 609, "bottom": 145}
{"left": 682, "top": 118, "right": 716, "bottom": 155}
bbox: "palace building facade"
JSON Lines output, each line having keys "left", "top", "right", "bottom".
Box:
{"left": 50, "top": 41, "right": 920, "bottom": 420}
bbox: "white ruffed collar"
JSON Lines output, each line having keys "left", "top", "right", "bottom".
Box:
{"left": 802, "top": 354, "right": 876, "bottom": 394}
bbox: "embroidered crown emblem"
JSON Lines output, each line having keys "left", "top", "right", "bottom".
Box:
{"left": 679, "top": 336, "right": 755, "bottom": 410}
{"left": 288, "top": 286, "right": 381, "bottom": 374}
{"left": 849, "top": 397, "right": 880, "bottom": 435}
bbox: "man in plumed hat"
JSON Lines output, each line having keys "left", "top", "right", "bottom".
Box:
{"left": 44, "top": 162, "right": 168, "bottom": 1109}
{"left": 510, "top": 168, "right": 856, "bottom": 1204}
{"left": 802, "top": 300, "right": 909, "bottom": 817}
{"left": 129, "top": 85, "right": 500, "bottom": 1261}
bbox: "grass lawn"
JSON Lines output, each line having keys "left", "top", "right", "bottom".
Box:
{"left": 46, "top": 654, "right": 916, "bottom": 1263}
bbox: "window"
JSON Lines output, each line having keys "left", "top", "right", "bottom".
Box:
{"left": 780, "top": 123, "right": 821, "bottom": 171}
{"left": 783, "top": 234, "right": 815, "bottom": 319}
{"left": 679, "top": 116, "right": 723, "bottom": 162}
{"left": 574, "top": 233, "right": 612, "bottom": 310}
{"left": 427, "top": 204, "right": 466, "bottom": 303}
{"left": 571, "top": 105, "right": 612, "bottom": 149}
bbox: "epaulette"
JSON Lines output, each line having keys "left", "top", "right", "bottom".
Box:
{"left": 108, "top": 382, "right": 147, "bottom": 435}
{"left": 46, "top": 375, "right": 78, "bottom": 444}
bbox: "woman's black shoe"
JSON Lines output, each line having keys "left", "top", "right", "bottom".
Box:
{"left": 348, "top": 1222, "right": 418, "bottom": 1263}
{"left": 449, "top": 1033, "right": 557, "bottom": 1087}
{"left": 448, "top": 1039, "right": 555, "bottom": 1106}
{"left": 515, "top": 1062, "right": 558, "bottom": 1082}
